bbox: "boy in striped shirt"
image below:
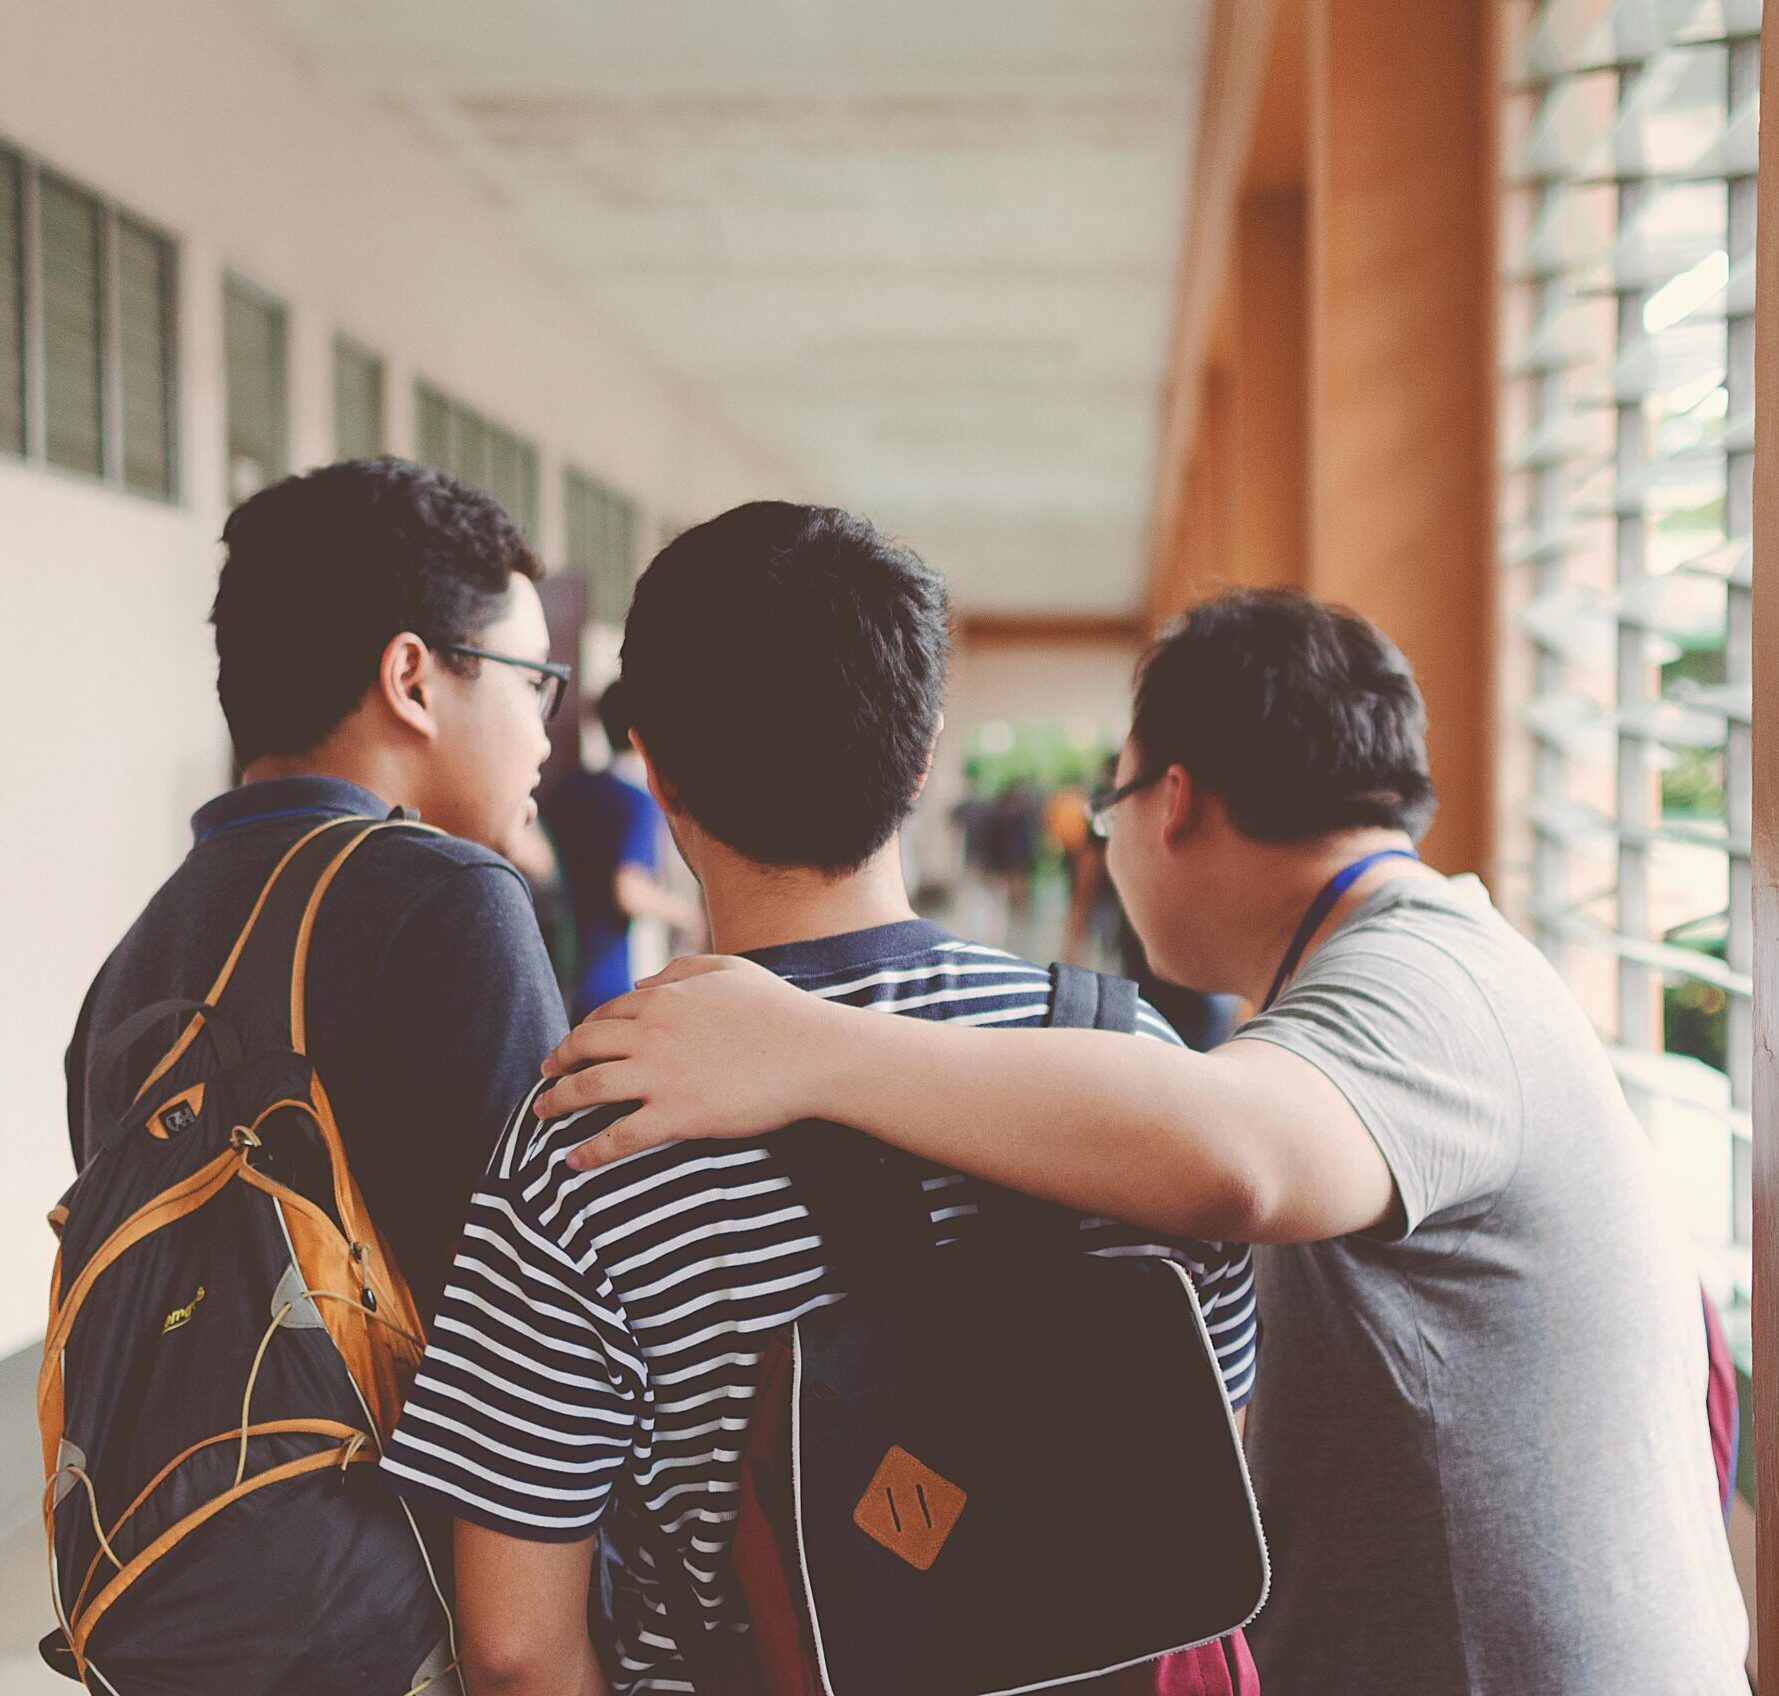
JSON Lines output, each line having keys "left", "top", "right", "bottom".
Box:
{"left": 380, "top": 503, "right": 1257, "bottom": 1696}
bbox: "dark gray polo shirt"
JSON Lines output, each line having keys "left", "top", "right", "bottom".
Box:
{"left": 65, "top": 776, "right": 570, "bottom": 1323}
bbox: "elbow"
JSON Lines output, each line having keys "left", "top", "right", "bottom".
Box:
{"left": 462, "top": 1634, "right": 562, "bottom": 1696}
{"left": 1184, "top": 1150, "right": 1280, "bottom": 1246}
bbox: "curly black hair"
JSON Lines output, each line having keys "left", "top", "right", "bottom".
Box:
{"left": 212, "top": 457, "right": 541, "bottom": 765}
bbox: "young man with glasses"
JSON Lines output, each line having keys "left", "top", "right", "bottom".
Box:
{"left": 538, "top": 589, "right": 1749, "bottom": 1695}
{"left": 65, "top": 456, "right": 571, "bottom": 1322}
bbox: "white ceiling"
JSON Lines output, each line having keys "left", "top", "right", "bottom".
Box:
{"left": 253, "top": 0, "right": 1206, "bottom": 615}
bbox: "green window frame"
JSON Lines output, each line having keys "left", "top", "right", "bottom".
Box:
{"left": 0, "top": 139, "right": 179, "bottom": 499}
{"left": 333, "top": 335, "right": 385, "bottom": 461}
{"left": 413, "top": 378, "right": 539, "bottom": 535}
{"left": 223, "top": 274, "right": 288, "bottom": 504}
{"left": 564, "top": 465, "right": 640, "bottom": 625}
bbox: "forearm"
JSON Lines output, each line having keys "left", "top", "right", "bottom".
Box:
{"left": 798, "top": 1006, "right": 1265, "bottom": 1240}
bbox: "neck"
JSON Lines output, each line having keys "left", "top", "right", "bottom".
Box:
{"left": 1203, "top": 828, "right": 1427, "bottom": 1008}
{"left": 242, "top": 743, "right": 402, "bottom": 809}
{"left": 697, "top": 839, "right": 918, "bottom": 957}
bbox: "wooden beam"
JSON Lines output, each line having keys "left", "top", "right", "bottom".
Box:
{"left": 1149, "top": 365, "right": 1237, "bottom": 627}
{"left": 1304, "top": 0, "right": 1496, "bottom": 879}
{"left": 1751, "top": 0, "right": 1779, "bottom": 1675}
{"left": 1233, "top": 190, "right": 1309, "bottom": 589}
{"left": 954, "top": 613, "right": 1145, "bottom": 649}
{"left": 1146, "top": 0, "right": 1282, "bottom": 612}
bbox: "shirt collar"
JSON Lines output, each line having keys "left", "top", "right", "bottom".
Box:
{"left": 743, "top": 918, "right": 952, "bottom": 980}
{"left": 191, "top": 776, "right": 394, "bottom": 846}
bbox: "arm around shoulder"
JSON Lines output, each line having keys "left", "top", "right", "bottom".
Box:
{"left": 542, "top": 956, "right": 1395, "bottom": 1244}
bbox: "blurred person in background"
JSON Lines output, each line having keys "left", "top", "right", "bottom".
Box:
{"left": 541, "top": 588, "right": 1748, "bottom": 1696}
{"left": 543, "top": 681, "right": 705, "bottom": 1020}
{"left": 1065, "top": 754, "right": 1242, "bottom": 1053}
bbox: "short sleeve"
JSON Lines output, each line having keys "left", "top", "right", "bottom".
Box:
{"left": 1193, "top": 1245, "right": 1258, "bottom": 1409}
{"left": 379, "top": 1153, "right": 644, "bottom": 1541}
{"left": 615, "top": 782, "right": 661, "bottom": 874}
{"left": 1132, "top": 1001, "right": 1258, "bottom": 1408}
{"left": 1235, "top": 921, "right": 1524, "bottom": 1240}
{"left": 368, "top": 862, "right": 569, "bottom": 1320}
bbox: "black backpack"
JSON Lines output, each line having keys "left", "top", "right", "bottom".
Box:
{"left": 39, "top": 817, "right": 460, "bottom": 1696}
{"left": 662, "top": 965, "right": 1269, "bottom": 1696}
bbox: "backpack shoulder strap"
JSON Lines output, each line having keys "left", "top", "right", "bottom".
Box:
{"left": 208, "top": 814, "right": 437, "bottom": 1057}
{"left": 976, "top": 965, "right": 1142, "bottom": 1246}
{"left": 769, "top": 1120, "right": 937, "bottom": 1294}
{"left": 1047, "top": 962, "right": 1141, "bottom": 1034}
{"left": 124, "top": 814, "right": 436, "bottom": 1113}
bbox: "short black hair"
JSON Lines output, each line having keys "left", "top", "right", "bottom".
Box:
{"left": 1131, "top": 588, "right": 1436, "bottom": 842}
{"left": 621, "top": 501, "right": 950, "bottom": 869}
{"left": 212, "top": 457, "right": 541, "bottom": 764}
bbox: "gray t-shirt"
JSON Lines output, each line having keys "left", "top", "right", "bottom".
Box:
{"left": 1237, "top": 873, "right": 1746, "bottom": 1696}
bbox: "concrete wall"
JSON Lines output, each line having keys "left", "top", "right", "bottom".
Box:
{"left": 0, "top": 0, "right": 799, "bottom": 1357}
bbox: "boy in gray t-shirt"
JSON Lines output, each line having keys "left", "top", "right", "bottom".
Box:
{"left": 535, "top": 588, "right": 1749, "bottom": 1694}
{"left": 1237, "top": 873, "right": 1745, "bottom": 1693}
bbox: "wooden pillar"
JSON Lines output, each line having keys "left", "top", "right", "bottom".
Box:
{"left": 1154, "top": 366, "right": 1237, "bottom": 622}
{"left": 1750, "top": 0, "right": 1779, "bottom": 1674}
{"left": 1233, "top": 190, "right": 1310, "bottom": 589}
{"left": 1306, "top": 0, "right": 1496, "bottom": 877}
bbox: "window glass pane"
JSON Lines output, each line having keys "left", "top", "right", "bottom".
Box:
{"left": 565, "top": 465, "right": 637, "bottom": 622}
{"left": 223, "top": 278, "right": 288, "bottom": 502}
{"left": 116, "top": 218, "right": 176, "bottom": 498}
{"left": 40, "top": 175, "right": 104, "bottom": 477}
{"left": 333, "top": 338, "right": 384, "bottom": 461}
{"left": 0, "top": 149, "right": 23, "bottom": 458}
{"left": 414, "top": 380, "right": 537, "bottom": 533}
{"left": 488, "top": 428, "right": 520, "bottom": 518}
{"left": 416, "top": 383, "right": 451, "bottom": 470}
{"left": 455, "top": 412, "right": 491, "bottom": 490}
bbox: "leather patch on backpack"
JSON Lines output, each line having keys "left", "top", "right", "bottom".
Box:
{"left": 853, "top": 1445, "right": 966, "bottom": 1572}
{"left": 150, "top": 1084, "right": 205, "bottom": 1140}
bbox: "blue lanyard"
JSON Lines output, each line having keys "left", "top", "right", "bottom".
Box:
{"left": 1260, "top": 848, "right": 1420, "bottom": 1012}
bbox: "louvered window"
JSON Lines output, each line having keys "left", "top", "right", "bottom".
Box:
{"left": 0, "top": 147, "right": 23, "bottom": 458}
{"left": 39, "top": 174, "right": 104, "bottom": 478}
{"left": 414, "top": 380, "right": 539, "bottom": 535}
{"left": 333, "top": 336, "right": 384, "bottom": 461}
{"left": 116, "top": 218, "right": 177, "bottom": 498}
{"left": 564, "top": 466, "right": 640, "bottom": 625}
{"left": 224, "top": 276, "right": 288, "bottom": 503}
{"left": 0, "top": 145, "right": 179, "bottom": 498}
{"left": 1500, "top": 0, "right": 1759, "bottom": 1352}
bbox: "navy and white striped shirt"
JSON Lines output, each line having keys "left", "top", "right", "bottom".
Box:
{"left": 382, "top": 919, "right": 1258, "bottom": 1693}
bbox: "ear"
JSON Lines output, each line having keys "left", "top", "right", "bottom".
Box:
{"left": 377, "top": 632, "right": 441, "bottom": 742}
{"left": 1158, "top": 763, "right": 1198, "bottom": 850}
{"left": 629, "top": 731, "right": 683, "bottom": 819}
{"left": 910, "top": 715, "right": 944, "bottom": 804}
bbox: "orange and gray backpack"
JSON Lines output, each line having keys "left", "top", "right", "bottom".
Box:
{"left": 38, "top": 817, "right": 461, "bottom": 1696}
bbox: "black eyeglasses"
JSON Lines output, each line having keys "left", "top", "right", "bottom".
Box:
{"left": 435, "top": 643, "right": 573, "bottom": 722}
{"left": 1088, "top": 770, "right": 1162, "bottom": 839}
